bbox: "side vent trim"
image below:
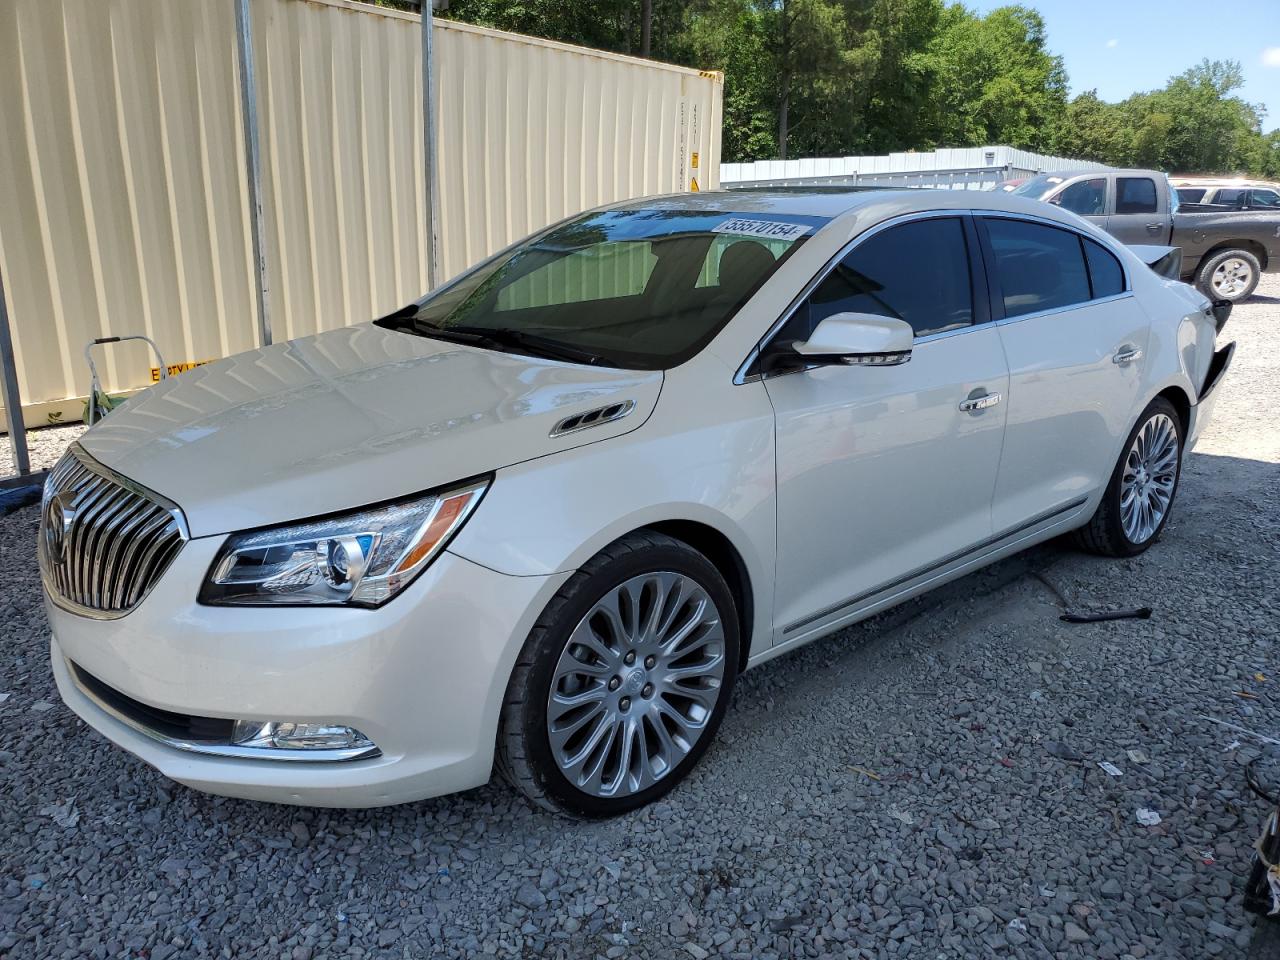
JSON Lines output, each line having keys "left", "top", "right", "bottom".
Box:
{"left": 550, "top": 399, "right": 637, "bottom": 437}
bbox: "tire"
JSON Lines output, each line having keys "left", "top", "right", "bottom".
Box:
{"left": 1075, "top": 397, "right": 1183, "bottom": 557}
{"left": 496, "top": 530, "right": 740, "bottom": 817}
{"left": 1196, "top": 248, "right": 1261, "bottom": 303}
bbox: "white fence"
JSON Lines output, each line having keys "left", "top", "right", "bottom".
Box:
{"left": 721, "top": 145, "right": 1110, "bottom": 191}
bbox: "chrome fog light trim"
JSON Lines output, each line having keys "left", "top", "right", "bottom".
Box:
{"left": 69, "top": 661, "right": 381, "bottom": 763}
{"left": 231, "top": 720, "right": 377, "bottom": 754}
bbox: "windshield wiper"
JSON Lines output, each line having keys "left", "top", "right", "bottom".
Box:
{"left": 448, "top": 326, "right": 614, "bottom": 367}
{"left": 380, "top": 316, "right": 615, "bottom": 367}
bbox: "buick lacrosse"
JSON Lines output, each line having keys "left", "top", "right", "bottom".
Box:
{"left": 42, "top": 189, "right": 1233, "bottom": 816}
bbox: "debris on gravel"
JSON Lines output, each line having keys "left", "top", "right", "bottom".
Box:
{"left": 1, "top": 277, "right": 1278, "bottom": 958}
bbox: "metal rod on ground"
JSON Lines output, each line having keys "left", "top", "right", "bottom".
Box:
{"left": 0, "top": 265, "right": 32, "bottom": 478}
{"left": 235, "top": 0, "right": 272, "bottom": 347}
{"left": 421, "top": 0, "right": 440, "bottom": 290}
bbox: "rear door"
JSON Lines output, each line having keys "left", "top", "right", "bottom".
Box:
{"left": 1107, "top": 175, "right": 1169, "bottom": 244}
{"left": 979, "top": 215, "right": 1150, "bottom": 533}
{"left": 762, "top": 215, "right": 1009, "bottom": 642}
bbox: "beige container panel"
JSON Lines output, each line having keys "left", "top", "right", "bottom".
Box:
{"left": 0, "top": 0, "right": 723, "bottom": 425}
{"left": 252, "top": 0, "right": 428, "bottom": 343}
{"left": 0, "top": 0, "right": 256, "bottom": 413}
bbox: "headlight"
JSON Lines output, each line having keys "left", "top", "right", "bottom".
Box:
{"left": 199, "top": 478, "right": 488, "bottom": 607}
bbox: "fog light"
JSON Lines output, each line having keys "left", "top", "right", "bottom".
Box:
{"left": 232, "top": 720, "right": 376, "bottom": 752}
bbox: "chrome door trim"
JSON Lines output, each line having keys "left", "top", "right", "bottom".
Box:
{"left": 781, "top": 495, "right": 1090, "bottom": 636}
{"left": 992, "top": 291, "right": 1136, "bottom": 329}
{"left": 959, "top": 392, "right": 1002, "bottom": 412}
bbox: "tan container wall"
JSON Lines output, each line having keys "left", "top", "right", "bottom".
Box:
{"left": 252, "top": 0, "right": 428, "bottom": 343}
{"left": 434, "top": 21, "right": 723, "bottom": 282}
{"left": 0, "top": 0, "right": 723, "bottom": 426}
{"left": 0, "top": 0, "right": 258, "bottom": 419}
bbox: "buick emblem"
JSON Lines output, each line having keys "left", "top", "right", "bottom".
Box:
{"left": 43, "top": 491, "right": 78, "bottom": 564}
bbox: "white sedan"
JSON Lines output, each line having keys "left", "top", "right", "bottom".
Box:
{"left": 41, "top": 189, "right": 1234, "bottom": 817}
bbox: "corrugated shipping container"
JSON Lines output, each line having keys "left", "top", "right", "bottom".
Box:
{"left": 0, "top": 0, "right": 722, "bottom": 427}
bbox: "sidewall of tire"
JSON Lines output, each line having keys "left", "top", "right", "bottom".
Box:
{"left": 1197, "top": 248, "right": 1261, "bottom": 303}
{"left": 1098, "top": 397, "right": 1184, "bottom": 556}
{"left": 507, "top": 537, "right": 740, "bottom": 818}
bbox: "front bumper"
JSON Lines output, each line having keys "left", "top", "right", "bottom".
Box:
{"left": 48, "top": 538, "right": 567, "bottom": 807}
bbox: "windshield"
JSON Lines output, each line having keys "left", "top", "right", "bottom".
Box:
{"left": 376, "top": 207, "right": 827, "bottom": 370}
{"left": 1010, "top": 174, "right": 1067, "bottom": 201}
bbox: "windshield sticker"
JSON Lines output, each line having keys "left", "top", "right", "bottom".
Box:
{"left": 712, "top": 218, "right": 813, "bottom": 241}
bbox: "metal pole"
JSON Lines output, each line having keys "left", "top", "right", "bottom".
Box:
{"left": 421, "top": 0, "right": 440, "bottom": 290}
{"left": 235, "top": 0, "right": 272, "bottom": 346}
{"left": 0, "top": 265, "right": 32, "bottom": 479}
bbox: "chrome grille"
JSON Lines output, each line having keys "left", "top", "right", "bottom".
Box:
{"left": 39, "top": 445, "right": 187, "bottom": 618}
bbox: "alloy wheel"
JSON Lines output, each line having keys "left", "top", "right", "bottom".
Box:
{"left": 1211, "top": 257, "right": 1253, "bottom": 299}
{"left": 546, "top": 572, "right": 727, "bottom": 799}
{"left": 1119, "top": 412, "right": 1179, "bottom": 544}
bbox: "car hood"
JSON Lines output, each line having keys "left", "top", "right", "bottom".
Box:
{"left": 80, "top": 324, "right": 662, "bottom": 537}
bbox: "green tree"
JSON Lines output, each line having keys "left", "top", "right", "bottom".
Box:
{"left": 915, "top": 5, "right": 1067, "bottom": 150}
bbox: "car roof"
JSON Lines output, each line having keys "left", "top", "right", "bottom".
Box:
{"left": 1037, "top": 169, "right": 1167, "bottom": 180}
{"left": 610, "top": 186, "right": 1082, "bottom": 223}
{"left": 1171, "top": 177, "right": 1279, "bottom": 190}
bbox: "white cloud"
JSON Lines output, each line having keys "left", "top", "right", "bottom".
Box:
{"left": 1106, "top": 39, "right": 1119, "bottom": 49}
{"left": 1263, "top": 47, "right": 1280, "bottom": 67}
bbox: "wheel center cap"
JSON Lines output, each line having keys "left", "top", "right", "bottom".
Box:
{"left": 623, "top": 668, "right": 647, "bottom": 694}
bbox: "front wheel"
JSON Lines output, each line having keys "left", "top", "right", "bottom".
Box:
{"left": 496, "top": 531, "right": 740, "bottom": 817}
{"left": 1075, "top": 397, "right": 1183, "bottom": 557}
{"left": 1196, "top": 248, "right": 1261, "bottom": 303}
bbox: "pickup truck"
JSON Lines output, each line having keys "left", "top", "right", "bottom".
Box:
{"left": 1010, "top": 169, "right": 1280, "bottom": 302}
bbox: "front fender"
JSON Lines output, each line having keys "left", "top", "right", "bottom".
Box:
{"left": 447, "top": 367, "right": 778, "bottom": 659}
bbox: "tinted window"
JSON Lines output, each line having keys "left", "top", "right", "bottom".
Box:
{"left": 696, "top": 235, "right": 793, "bottom": 288}
{"left": 1252, "top": 189, "right": 1280, "bottom": 208}
{"left": 1083, "top": 238, "right": 1125, "bottom": 298}
{"left": 1177, "top": 188, "right": 1206, "bottom": 203}
{"left": 1116, "top": 177, "right": 1158, "bottom": 214}
{"left": 1053, "top": 178, "right": 1105, "bottom": 216}
{"left": 498, "top": 242, "right": 656, "bottom": 309}
{"left": 781, "top": 218, "right": 973, "bottom": 342}
{"left": 1214, "top": 188, "right": 1248, "bottom": 207}
{"left": 1010, "top": 174, "right": 1068, "bottom": 200}
{"left": 377, "top": 208, "right": 826, "bottom": 370}
{"left": 984, "top": 218, "right": 1091, "bottom": 318}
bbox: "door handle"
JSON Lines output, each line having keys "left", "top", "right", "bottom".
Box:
{"left": 1113, "top": 348, "right": 1143, "bottom": 365}
{"left": 959, "top": 392, "right": 1001, "bottom": 412}
{"left": 1146, "top": 223, "right": 1163, "bottom": 233}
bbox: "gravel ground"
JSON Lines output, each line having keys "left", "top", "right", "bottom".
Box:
{"left": 1, "top": 277, "right": 1278, "bottom": 960}
{"left": 0, "top": 423, "right": 85, "bottom": 479}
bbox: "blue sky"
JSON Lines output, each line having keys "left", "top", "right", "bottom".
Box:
{"left": 967, "top": 0, "right": 1280, "bottom": 132}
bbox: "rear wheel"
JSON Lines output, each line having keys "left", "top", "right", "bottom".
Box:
{"left": 496, "top": 531, "right": 739, "bottom": 817}
{"left": 1197, "top": 248, "right": 1261, "bottom": 303}
{"left": 1075, "top": 397, "right": 1183, "bottom": 557}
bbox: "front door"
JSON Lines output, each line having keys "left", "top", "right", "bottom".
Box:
{"left": 763, "top": 216, "right": 1009, "bottom": 643}
{"left": 1107, "top": 174, "right": 1168, "bottom": 245}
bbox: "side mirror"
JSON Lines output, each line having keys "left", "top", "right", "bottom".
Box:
{"left": 793, "top": 313, "right": 913, "bottom": 367}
